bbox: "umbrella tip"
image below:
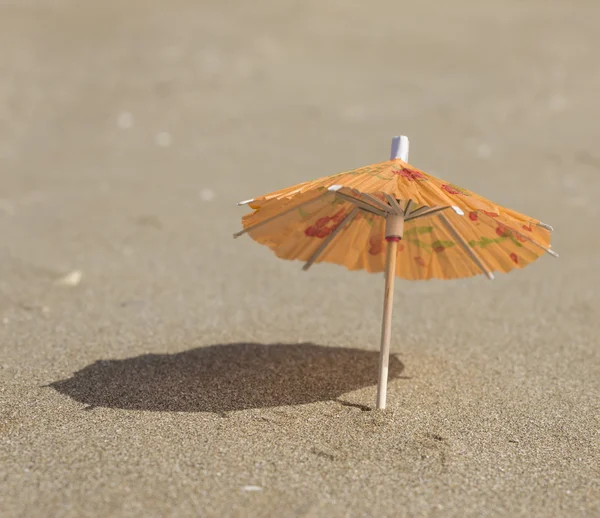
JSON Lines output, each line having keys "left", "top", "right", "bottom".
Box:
{"left": 537, "top": 221, "right": 554, "bottom": 232}
{"left": 390, "top": 136, "right": 409, "bottom": 161}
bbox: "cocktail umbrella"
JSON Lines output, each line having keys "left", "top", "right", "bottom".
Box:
{"left": 234, "top": 136, "right": 557, "bottom": 409}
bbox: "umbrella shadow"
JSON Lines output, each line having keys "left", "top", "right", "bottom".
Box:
{"left": 49, "top": 342, "right": 404, "bottom": 414}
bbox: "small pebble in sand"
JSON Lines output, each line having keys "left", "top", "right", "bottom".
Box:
{"left": 241, "top": 486, "right": 263, "bottom": 492}
{"left": 199, "top": 188, "right": 215, "bottom": 201}
{"left": 155, "top": 131, "right": 172, "bottom": 148}
{"left": 56, "top": 270, "right": 83, "bottom": 287}
{"left": 117, "top": 112, "right": 134, "bottom": 129}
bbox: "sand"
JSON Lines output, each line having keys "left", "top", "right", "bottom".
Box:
{"left": 1, "top": 0, "right": 599, "bottom": 516}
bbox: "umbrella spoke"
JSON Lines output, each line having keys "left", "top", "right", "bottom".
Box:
{"left": 360, "top": 193, "right": 393, "bottom": 214}
{"left": 438, "top": 213, "right": 495, "bottom": 280}
{"left": 403, "top": 205, "right": 431, "bottom": 219}
{"left": 405, "top": 206, "right": 450, "bottom": 221}
{"left": 303, "top": 207, "right": 360, "bottom": 271}
{"left": 233, "top": 192, "right": 331, "bottom": 238}
{"left": 333, "top": 191, "right": 389, "bottom": 218}
{"left": 537, "top": 221, "right": 554, "bottom": 232}
{"left": 477, "top": 212, "right": 559, "bottom": 258}
{"left": 403, "top": 199, "right": 414, "bottom": 217}
{"left": 384, "top": 193, "right": 403, "bottom": 215}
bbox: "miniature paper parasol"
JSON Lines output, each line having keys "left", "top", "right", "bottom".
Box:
{"left": 234, "top": 136, "right": 557, "bottom": 409}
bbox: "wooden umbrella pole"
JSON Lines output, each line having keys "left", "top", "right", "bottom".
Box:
{"left": 376, "top": 235, "right": 399, "bottom": 409}
{"left": 376, "top": 135, "right": 409, "bottom": 409}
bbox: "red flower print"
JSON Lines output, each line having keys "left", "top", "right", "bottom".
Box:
{"left": 414, "top": 256, "right": 426, "bottom": 267}
{"left": 471, "top": 210, "right": 497, "bottom": 220}
{"left": 510, "top": 253, "right": 519, "bottom": 264}
{"left": 515, "top": 233, "right": 528, "bottom": 243}
{"left": 398, "top": 243, "right": 405, "bottom": 252}
{"left": 305, "top": 209, "right": 347, "bottom": 238}
{"left": 442, "top": 184, "right": 471, "bottom": 196}
{"left": 496, "top": 224, "right": 511, "bottom": 238}
{"left": 392, "top": 168, "right": 426, "bottom": 181}
{"left": 442, "top": 184, "right": 460, "bottom": 195}
{"left": 368, "top": 236, "right": 384, "bottom": 255}
{"left": 433, "top": 245, "right": 445, "bottom": 253}
{"left": 522, "top": 223, "right": 533, "bottom": 232}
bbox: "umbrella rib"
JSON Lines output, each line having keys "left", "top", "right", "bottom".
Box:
{"left": 405, "top": 206, "right": 450, "bottom": 222}
{"left": 360, "top": 193, "right": 393, "bottom": 214}
{"left": 537, "top": 221, "right": 554, "bottom": 232}
{"left": 438, "top": 213, "right": 495, "bottom": 280}
{"left": 477, "top": 212, "right": 559, "bottom": 258}
{"left": 333, "top": 192, "right": 389, "bottom": 218}
{"left": 233, "top": 192, "right": 331, "bottom": 238}
{"left": 302, "top": 207, "right": 360, "bottom": 271}
{"left": 384, "top": 193, "right": 403, "bottom": 215}
{"left": 403, "top": 199, "right": 414, "bottom": 217}
{"left": 404, "top": 205, "right": 431, "bottom": 218}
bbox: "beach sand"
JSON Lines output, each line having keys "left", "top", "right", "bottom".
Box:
{"left": 1, "top": 1, "right": 598, "bottom": 516}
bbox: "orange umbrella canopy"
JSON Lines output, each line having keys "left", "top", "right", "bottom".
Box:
{"left": 236, "top": 157, "right": 556, "bottom": 281}
{"left": 235, "top": 136, "right": 558, "bottom": 410}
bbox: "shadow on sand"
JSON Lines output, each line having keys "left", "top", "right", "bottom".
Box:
{"left": 49, "top": 342, "right": 404, "bottom": 413}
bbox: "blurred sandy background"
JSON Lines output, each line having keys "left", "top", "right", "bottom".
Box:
{"left": 1, "top": 1, "right": 598, "bottom": 517}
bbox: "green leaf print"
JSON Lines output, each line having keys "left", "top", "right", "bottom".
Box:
{"left": 405, "top": 226, "right": 434, "bottom": 236}
{"left": 298, "top": 207, "right": 310, "bottom": 218}
{"left": 507, "top": 236, "right": 524, "bottom": 248}
{"left": 469, "top": 236, "right": 505, "bottom": 248}
{"left": 468, "top": 235, "right": 523, "bottom": 249}
{"left": 431, "top": 240, "right": 456, "bottom": 249}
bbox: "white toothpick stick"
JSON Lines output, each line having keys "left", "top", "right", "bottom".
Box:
{"left": 390, "top": 136, "right": 410, "bottom": 162}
